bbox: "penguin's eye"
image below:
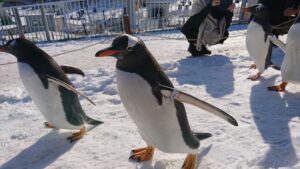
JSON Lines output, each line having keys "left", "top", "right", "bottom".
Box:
{"left": 127, "top": 46, "right": 133, "bottom": 51}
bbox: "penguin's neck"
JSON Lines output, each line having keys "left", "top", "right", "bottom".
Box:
{"left": 116, "top": 48, "right": 150, "bottom": 74}
{"left": 116, "top": 56, "right": 146, "bottom": 73}
{"left": 253, "top": 17, "right": 271, "bottom": 39}
{"left": 253, "top": 17, "right": 269, "bottom": 27}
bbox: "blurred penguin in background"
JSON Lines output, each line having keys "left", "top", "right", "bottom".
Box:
{"left": 250, "top": 0, "right": 300, "bottom": 36}
{"left": 181, "top": 0, "right": 235, "bottom": 56}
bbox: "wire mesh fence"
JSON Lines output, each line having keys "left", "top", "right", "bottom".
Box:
{"left": 0, "top": 0, "right": 250, "bottom": 44}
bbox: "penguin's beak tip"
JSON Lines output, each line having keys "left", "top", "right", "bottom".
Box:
{"left": 242, "top": 5, "right": 258, "bottom": 13}
{"left": 95, "top": 49, "right": 120, "bottom": 57}
{"left": 242, "top": 7, "right": 251, "bottom": 13}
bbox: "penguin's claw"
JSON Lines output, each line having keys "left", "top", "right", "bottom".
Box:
{"left": 129, "top": 146, "right": 155, "bottom": 162}
{"left": 249, "top": 64, "right": 257, "bottom": 69}
{"left": 267, "top": 82, "right": 288, "bottom": 92}
{"left": 67, "top": 127, "right": 86, "bottom": 142}
{"left": 182, "top": 154, "right": 197, "bottom": 169}
{"left": 248, "top": 73, "right": 261, "bottom": 81}
{"left": 44, "top": 122, "right": 55, "bottom": 128}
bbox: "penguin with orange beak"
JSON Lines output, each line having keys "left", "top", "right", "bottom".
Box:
{"left": 95, "top": 34, "right": 238, "bottom": 169}
{"left": 245, "top": 4, "right": 280, "bottom": 80}
{"left": 0, "top": 38, "right": 102, "bottom": 142}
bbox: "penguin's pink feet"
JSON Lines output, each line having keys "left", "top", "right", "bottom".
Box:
{"left": 44, "top": 122, "right": 55, "bottom": 128}
{"left": 129, "top": 146, "right": 155, "bottom": 162}
{"left": 182, "top": 154, "right": 197, "bottom": 169}
{"left": 268, "top": 82, "right": 288, "bottom": 92}
{"left": 67, "top": 127, "right": 86, "bottom": 142}
{"left": 248, "top": 72, "right": 262, "bottom": 81}
{"left": 249, "top": 64, "right": 257, "bottom": 69}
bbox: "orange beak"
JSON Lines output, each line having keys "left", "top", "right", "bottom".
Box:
{"left": 95, "top": 47, "right": 120, "bottom": 57}
{"left": 242, "top": 5, "right": 259, "bottom": 13}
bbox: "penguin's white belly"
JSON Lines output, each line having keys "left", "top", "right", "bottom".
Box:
{"left": 281, "top": 23, "right": 300, "bottom": 83}
{"left": 116, "top": 69, "right": 198, "bottom": 154}
{"left": 18, "top": 63, "right": 81, "bottom": 129}
{"left": 246, "top": 21, "right": 271, "bottom": 72}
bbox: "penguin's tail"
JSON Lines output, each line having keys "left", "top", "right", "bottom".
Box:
{"left": 82, "top": 114, "right": 103, "bottom": 126}
{"left": 271, "top": 64, "right": 281, "bottom": 71}
{"left": 194, "top": 132, "right": 212, "bottom": 140}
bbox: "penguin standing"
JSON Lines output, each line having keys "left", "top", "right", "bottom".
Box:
{"left": 95, "top": 34, "right": 238, "bottom": 169}
{"left": 268, "top": 13, "right": 300, "bottom": 92}
{"left": 245, "top": 4, "right": 280, "bottom": 80}
{"left": 0, "top": 38, "right": 102, "bottom": 142}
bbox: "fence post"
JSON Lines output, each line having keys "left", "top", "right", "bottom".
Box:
{"left": 239, "top": 0, "right": 248, "bottom": 23}
{"left": 12, "top": 8, "right": 24, "bottom": 37}
{"left": 62, "top": 1, "right": 70, "bottom": 39}
{"left": 123, "top": 8, "right": 132, "bottom": 34}
{"left": 40, "top": 3, "right": 51, "bottom": 42}
{"left": 126, "top": 0, "right": 136, "bottom": 33}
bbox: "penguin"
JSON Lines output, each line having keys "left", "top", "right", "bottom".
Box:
{"left": 268, "top": 12, "right": 300, "bottom": 92}
{"left": 95, "top": 34, "right": 238, "bottom": 169}
{"left": 245, "top": 4, "right": 280, "bottom": 80}
{"left": 0, "top": 38, "right": 102, "bottom": 142}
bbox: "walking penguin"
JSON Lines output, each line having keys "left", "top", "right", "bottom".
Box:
{"left": 0, "top": 38, "right": 103, "bottom": 142}
{"left": 95, "top": 34, "right": 238, "bottom": 169}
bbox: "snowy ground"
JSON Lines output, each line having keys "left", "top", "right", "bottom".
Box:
{"left": 1, "top": 25, "right": 300, "bottom": 169}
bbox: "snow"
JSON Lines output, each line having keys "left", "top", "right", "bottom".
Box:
{"left": 1, "top": 25, "right": 300, "bottom": 169}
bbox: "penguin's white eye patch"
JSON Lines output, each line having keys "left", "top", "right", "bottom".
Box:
{"left": 126, "top": 34, "right": 138, "bottom": 49}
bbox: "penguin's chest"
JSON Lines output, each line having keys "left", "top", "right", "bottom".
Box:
{"left": 281, "top": 23, "right": 300, "bottom": 83}
{"left": 246, "top": 21, "right": 271, "bottom": 72}
{"left": 18, "top": 63, "right": 81, "bottom": 129}
{"left": 116, "top": 69, "right": 196, "bottom": 153}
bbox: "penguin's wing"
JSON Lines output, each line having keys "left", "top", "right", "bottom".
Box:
{"left": 47, "top": 75, "right": 96, "bottom": 106}
{"left": 159, "top": 84, "right": 238, "bottom": 126}
{"left": 38, "top": 74, "right": 49, "bottom": 89}
{"left": 268, "top": 35, "right": 286, "bottom": 52}
{"left": 61, "top": 65, "right": 85, "bottom": 76}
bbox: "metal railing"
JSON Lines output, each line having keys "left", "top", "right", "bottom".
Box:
{"left": 0, "top": 0, "right": 249, "bottom": 44}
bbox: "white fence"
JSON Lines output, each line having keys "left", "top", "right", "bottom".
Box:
{"left": 0, "top": 0, "right": 249, "bottom": 44}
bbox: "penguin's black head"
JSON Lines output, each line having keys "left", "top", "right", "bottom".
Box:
{"left": 0, "top": 38, "right": 36, "bottom": 61}
{"left": 252, "top": 4, "right": 269, "bottom": 21}
{"left": 95, "top": 34, "right": 153, "bottom": 70}
{"left": 95, "top": 34, "right": 144, "bottom": 59}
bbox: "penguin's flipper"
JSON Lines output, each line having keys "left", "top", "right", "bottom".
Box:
{"left": 38, "top": 74, "right": 49, "bottom": 89}
{"left": 61, "top": 65, "right": 85, "bottom": 76}
{"left": 268, "top": 35, "right": 286, "bottom": 52}
{"left": 193, "top": 132, "right": 212, "bottom": 140}
{"left": 159, "top": 84, "right": 238, "bottom": 126}
{"left": 47, "top": 75, "right": 96, "bottom": 106}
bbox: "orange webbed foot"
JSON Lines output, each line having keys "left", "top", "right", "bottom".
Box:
{"left": 129, "top": 146, "right": 155, "bottom": 162}
{"left": 248, "top": 72, "right": 262, "bottom": 81}
{"left": 67, "top": 127, "right": 86, "bottom": 142}
{"left": 182, "top": 154, "right": 197, "bottom": 169}
{"left": 267, "top": 82, "right": 288, "bottom": 92}
{"left": 249, "top": 64, "right": 257, "bottom": 69}
{"left": 44, "top": 122, "right": 55, "bottom": 128}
